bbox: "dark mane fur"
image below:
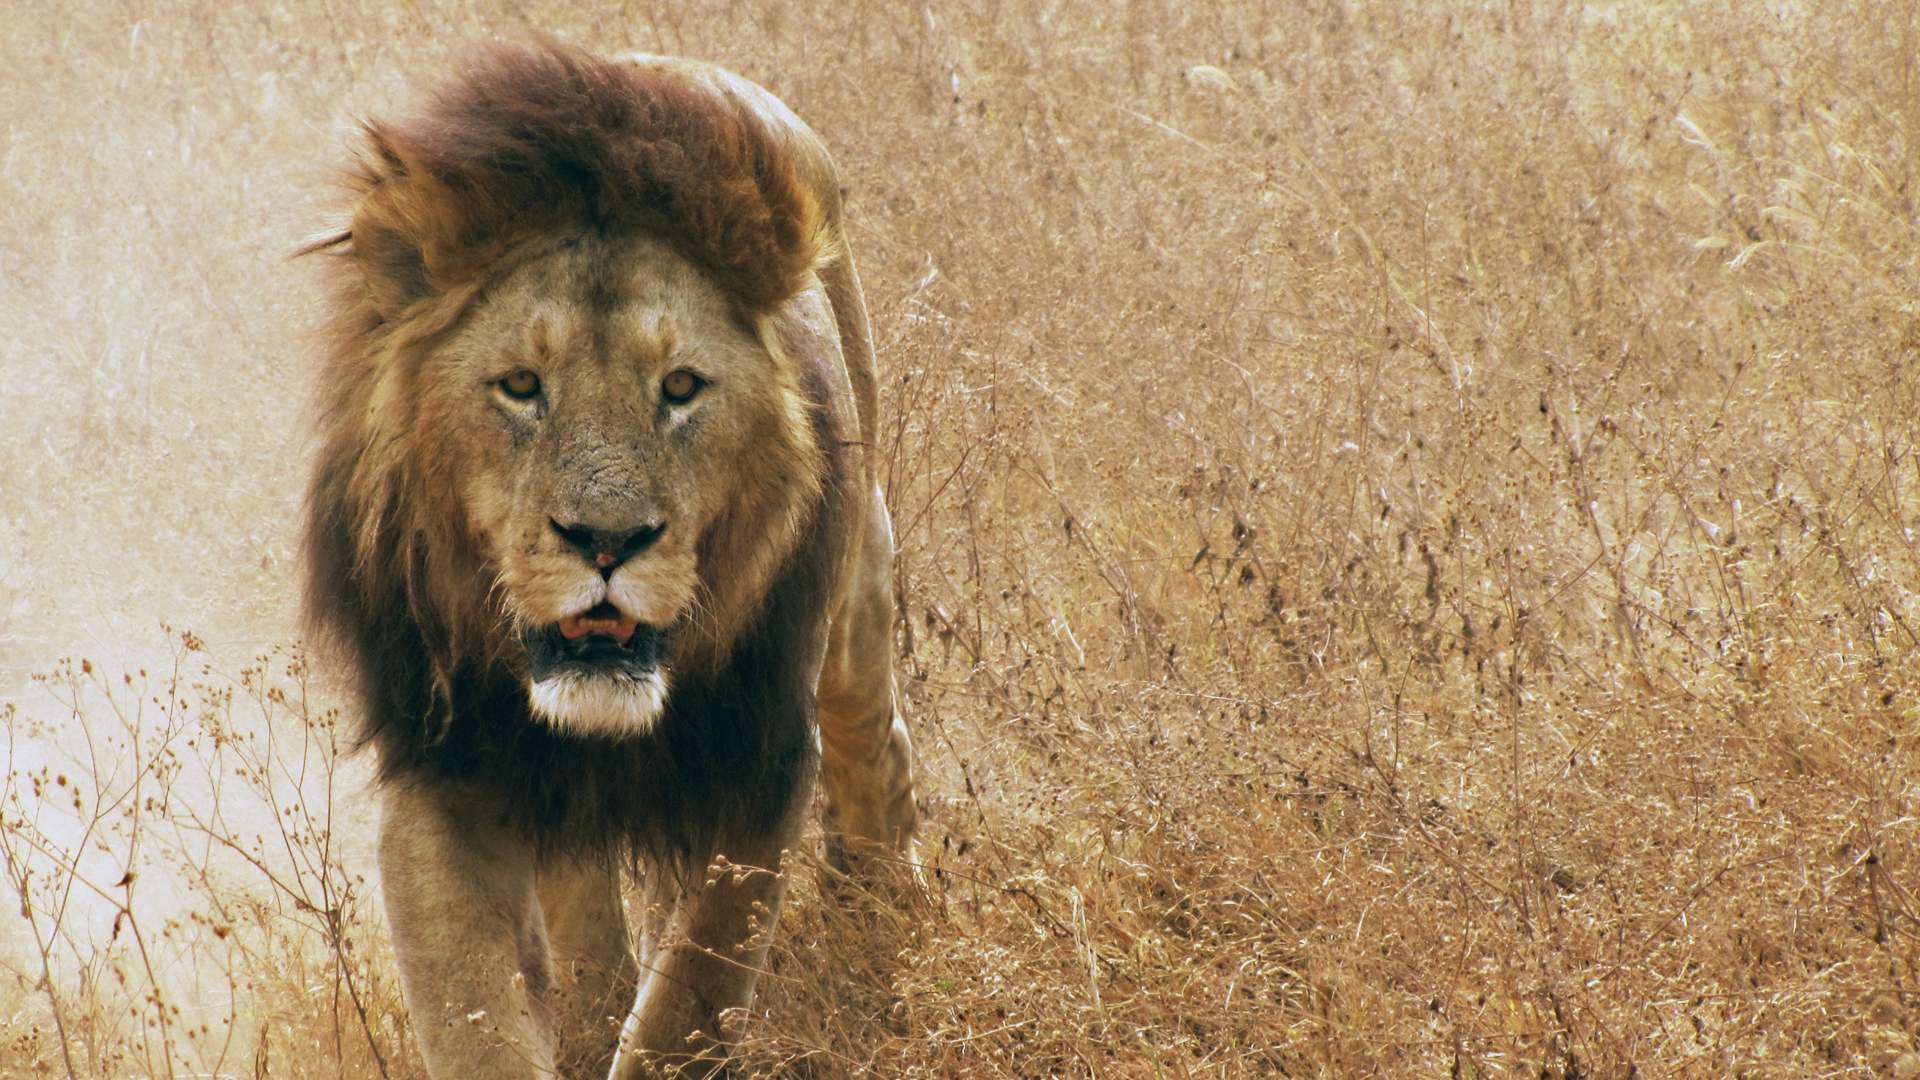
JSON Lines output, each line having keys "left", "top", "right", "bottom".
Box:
{"left": 301, "top": 40, "right": 851, "bottom": 871}
{"left": 311, "top": 383, "right": 851, "bottom": 867}
{"left": 346, "top": 39, "right": 822, "bottom": 315}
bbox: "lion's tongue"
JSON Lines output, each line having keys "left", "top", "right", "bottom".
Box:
{"left": 560, "top": 604, "right": 638, "bottom": 645}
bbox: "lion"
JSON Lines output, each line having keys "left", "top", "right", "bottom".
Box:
{"left": 300, "top": 41, "right": 918, "bottom": 1079}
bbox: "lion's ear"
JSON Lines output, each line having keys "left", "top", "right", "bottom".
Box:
{"left": 351, "top": 217, "right": 433, "bottom": 318}
{"left": 348, "top": 125, "right": 470, "bottom": 318}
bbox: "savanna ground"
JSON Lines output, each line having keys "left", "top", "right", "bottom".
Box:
{"left": 5, "top": 1, "right": 1920, "bottom": 1076}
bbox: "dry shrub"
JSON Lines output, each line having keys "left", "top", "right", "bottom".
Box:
{"left": 1, "top": 638, "right": 415, "bottom": 1079}
{"left": 730, "top": 0, "right": 1920, "bottom": 1075}
{"left": 6, "top": 0, "right": 1920, "bottom": 1077}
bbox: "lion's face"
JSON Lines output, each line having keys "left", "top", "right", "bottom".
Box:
{"left": 414, "top": 236, "right": 822, "bottom": 736}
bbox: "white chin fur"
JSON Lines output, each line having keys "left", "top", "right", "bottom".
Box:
{"left": 528, "top": 670, "right": 669, "bottom": 736}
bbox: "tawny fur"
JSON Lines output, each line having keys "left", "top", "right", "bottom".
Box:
{"left": 301, "top": 40, "right": 919, "bottom": 1080}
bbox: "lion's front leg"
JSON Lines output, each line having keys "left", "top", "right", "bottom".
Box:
{"left": 537, "top": 857, "right": 640, "bottom": 1078}
{"left": 380, "top": 782, "right": 558, "bottom": 1080}
{"left": 611, "top": 830, "right": 798, "bottom": 1079}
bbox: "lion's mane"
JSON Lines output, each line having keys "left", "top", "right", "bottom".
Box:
{"left": 302, "top": 40, "right": 854, "bottom": 867}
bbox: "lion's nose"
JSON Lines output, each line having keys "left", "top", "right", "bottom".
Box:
{"left": 551, "top": 518, "right": 667, "bottom": 577}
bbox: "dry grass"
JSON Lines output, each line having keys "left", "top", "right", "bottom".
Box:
{"left": 6, "top": 0, "right": 1920, "bottom": 1076}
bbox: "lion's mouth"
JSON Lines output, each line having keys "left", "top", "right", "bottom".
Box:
{"left": 559, "top": 602, "right": 640, "bottom": 645}
{"left": 522, "top": 603, "right": 665, "bottom": 679}
{"left": 520, "top": 603, "right": 671, "bottom": 736}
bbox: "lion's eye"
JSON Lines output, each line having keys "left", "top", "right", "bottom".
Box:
{"left": 661, "top": 369, "right": 702, "bottom": 404}
{"left": 500, "top": 370, "right": 542, "bottom": 400}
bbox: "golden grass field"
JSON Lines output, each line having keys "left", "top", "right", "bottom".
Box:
{"left": 6, "top": 0, "right": 1920, "bottom": 1076}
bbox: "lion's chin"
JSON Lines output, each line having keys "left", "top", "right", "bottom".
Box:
{"left": 519, "top": 620, "right": 673, "bottom": 736}
{"left": 527, "top": 668, "right": 669, "bottom": 736}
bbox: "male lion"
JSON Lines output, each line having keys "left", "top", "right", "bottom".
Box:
{"left": 301, "top": 41, "right": 918, "bottom": 1079}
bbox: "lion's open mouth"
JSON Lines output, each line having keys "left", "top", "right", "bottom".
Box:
{"left": 523, "top": 603, "right": 664, "bottom": 678}
{"left": 558, "top": 602, "right": 640, "bottom": 645}
{"left": 521, "top": 604, "right": 672, "bottom": 735}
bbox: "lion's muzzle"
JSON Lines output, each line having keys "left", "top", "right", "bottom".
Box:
{"left": 521, "top": 613, "right": 672, "bottom": 736}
